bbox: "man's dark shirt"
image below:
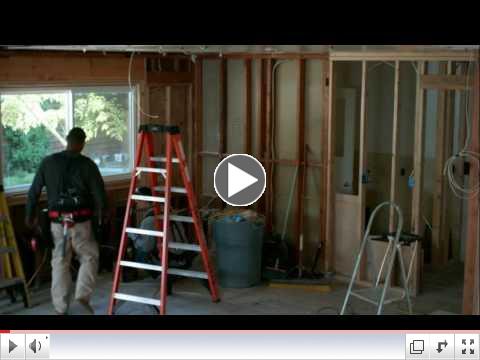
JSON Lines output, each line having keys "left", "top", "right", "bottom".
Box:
{"left": 26, "top": 150, "right": 107, "bottom": 220}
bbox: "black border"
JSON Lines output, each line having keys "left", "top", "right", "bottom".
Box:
{"left": 0, "top": 315, "right": 477, "bottom": 330}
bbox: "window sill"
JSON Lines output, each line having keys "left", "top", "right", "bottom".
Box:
{"left": 5, "top": 176, "right": 132, "bottom": 207}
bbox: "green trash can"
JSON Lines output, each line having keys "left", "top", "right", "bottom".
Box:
{"left": 213, "top": 218, "right": 264, "bottom": 288}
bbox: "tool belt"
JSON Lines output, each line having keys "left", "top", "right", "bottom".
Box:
{"left": 48, "top": 209, "right": 93, "bottom": 224}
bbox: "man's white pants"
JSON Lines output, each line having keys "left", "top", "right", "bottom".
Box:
{"left": 50, "top": 220, "right": 99, "bottom": 314}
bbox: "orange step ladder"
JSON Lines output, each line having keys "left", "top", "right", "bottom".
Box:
{"left": 108, "top": 124, "right": 219, "bottom": 315}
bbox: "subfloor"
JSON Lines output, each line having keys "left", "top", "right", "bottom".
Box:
{"left": 0, "top": 261, "right": 464, "bottom": 315}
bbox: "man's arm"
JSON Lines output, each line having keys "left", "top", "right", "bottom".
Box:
{"left": 87, "top": 160, "right": 108, "bottom": 219}
{"left": 25, "top": 160, "right": 46, "bottom": 226}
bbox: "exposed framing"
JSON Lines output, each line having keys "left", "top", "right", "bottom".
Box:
{"left": 389, "top": 61, "right": 401, "bottom": 231}
{"left": 294, "top": 59, "right": 306, "bottom": 266}
{"left": 463, "top": 51, "right": 480, "bottom": 314}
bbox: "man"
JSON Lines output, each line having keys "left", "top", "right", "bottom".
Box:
{"left": 26, "top": 127, "right": 107, "bottom": 315}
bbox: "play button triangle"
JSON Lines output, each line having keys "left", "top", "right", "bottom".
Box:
{"left": 9, "top": 340, "right": 17, "bottom": 353}
{"left": 228, "top": 162, "right": 258, "bottom": 198}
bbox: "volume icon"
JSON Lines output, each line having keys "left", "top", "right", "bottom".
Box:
{"left": 29, "top": 339, "right": 41, "bottom": 354}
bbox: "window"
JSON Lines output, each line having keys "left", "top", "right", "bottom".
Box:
{"left": 0, "top": 86, "right": 135, "bottom": 192}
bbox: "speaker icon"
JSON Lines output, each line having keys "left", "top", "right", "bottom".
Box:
{"left": 29, "top": 339, "right": 42, "bottom": 354}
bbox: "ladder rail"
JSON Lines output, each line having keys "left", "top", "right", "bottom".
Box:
{"left": 108, "top": 131, "right": 146, "bottom": 315}
{"left": 158, "top": 133, "right": 173, "bottom": 315}
{"left": 172, "top": 135, "right": 220, "bottom": 302}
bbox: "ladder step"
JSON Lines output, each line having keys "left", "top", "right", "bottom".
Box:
{"left": 120, "top": 261, "right": 162, "bottom": 272}
{"left": 126, "top": 228, "right": 164, "bottom": 238}
{"left": 155, "top": 214, "right": 194, "bottom": 223}
{"left": 131, "top": 194, "right": 165, "bottom": 203}
{"left": 169, "top": 242, "right": 201, "bottom": 252}
{"left": 136, "top": 167, "right": 167, "bottom": 175}
{"left": 120, "top": 261, "right": 208, "bottom": 279}
{"left": 150, "top": 156, "right": 180, "bottom": 163}
{"left": 154, "top": 186, "right": 187, "bottom": 194}
{"left": 114, "top": 293, "right": 161, "bottom": 307}
{"left": 0, "top": 277, "right": 24, "bottom": 290}
{"left": 0, "top": 247, "right": 16, "bottom": 255}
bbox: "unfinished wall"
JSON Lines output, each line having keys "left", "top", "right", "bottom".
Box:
{"left": 200, "top": 57, "right": 327, "bottom": 268}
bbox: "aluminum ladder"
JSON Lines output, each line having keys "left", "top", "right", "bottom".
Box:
{"left": 340, "top": 201, "right": 413, "bottom": 315}
{"left": 108, "top": 124, "right": 220, "bottom": 315}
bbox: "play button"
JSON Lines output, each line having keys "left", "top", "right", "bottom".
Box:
{"left": 9, "top": 340, "right": 17, "bottom": 353}
{"left": 214, "top": 154, "right": 266, "bottom": 206}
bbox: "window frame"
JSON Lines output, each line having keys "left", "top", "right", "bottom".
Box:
{"left": 0, "top": 85, "right": 137, "bottom": 195}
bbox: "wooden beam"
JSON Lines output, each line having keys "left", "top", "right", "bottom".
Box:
{"left": 197, "top": 53, "right": 329, "bottom": 60}
{"left": 331, "top": 51, "right": 476, "bottom": 62}
{"left": 411, "top": 62, "right": 427, "bottom": 235}
{"left": 358, "top": 60, "right": 368, "bottom": 280}
{"left": 410, "top": 61, "right": 427, "bottom": 295}
{"left": 147, "top": 71, "right": 193, "bottom": 85}
{"left": 244, "top": 59, "right": 252, "bottom": 154}
{"left": 389, "top": 61, "right": 401, "bottom": 232}
{"left": 319, "top": 60, "right": 330, "bottom": 272}
{"left": 187, "top": 84, "right": 194, "bottom": 176}
{"left": 219, "top": 59, "right": 227, "bottom": 156}
{"left": 193, "top": 59, "right": 203, "bottom": 200}
{"left": 432, "top": 63, "right": 449, "bottom": 269}
{"left": 294, "top": 59, "right": 306, "bottom": 269}
{"left": 325, "top": 59, "right": 335, "bottom": 272}
{"left": 463, "top": 52, "right": 480, "bottom": 314}
{"left": 440, "top": 62, "right": 455, "bottom": 266}
{"left": 420, "top": 74, "right": 471, "bottom": 90}
{"left": 257, "top": 60, "right": 267, "bottom": 215}
{"left": 265, "top": 59, "right": 274, "bottom": 231}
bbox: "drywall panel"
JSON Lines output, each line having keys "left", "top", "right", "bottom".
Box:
{"left": 275, "top": 61, "right": 298, "bottom": 160}
{"left": 202, "top": 60, "right": 220, "bottom": 152}
{"left": 334, "top": 194, "right": 361, "bottom": 275}
{"left": 226, "top": 60, "right": 245, "bottom": 154}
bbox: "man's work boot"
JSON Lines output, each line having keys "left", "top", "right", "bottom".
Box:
{"left": 76, "top": 299, "right": 95, "bottom": 315}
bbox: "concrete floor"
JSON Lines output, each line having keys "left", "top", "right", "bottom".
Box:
{"left": 0, "top": 261, "right": 464, "bottom": 315}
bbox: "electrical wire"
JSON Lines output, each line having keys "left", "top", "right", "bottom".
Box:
{"left": 443, "top": 53, "right": 480, "bottom": 200}
{"left": 26, "top": 251, "right": 48, "bottom": 288}
{"left": 269, "top": 60, "right": 291, "bottom": 226}
{"left": 128, "top": 51, "right": 161, "bottom": 120}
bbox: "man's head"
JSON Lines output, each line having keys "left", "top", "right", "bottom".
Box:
{"left": 66, "top": 127, "right": 86, "bottom": 153}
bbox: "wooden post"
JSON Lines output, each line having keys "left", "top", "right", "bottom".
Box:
{"left": 257, "top": 60, "right": 267, "bottom": 215}
{"left": 319, "top": 60, "right": 330, "bottom": 272}
{"left": 410, "top": 61, "right": 426, "bottom": 295}
{"left": 325, "top": 59, "right": 335, "bottom": 272}
{"left": 265, "top": 58, "right": 274, "bottom": 232}
{"left": 440, "top": 61, "right": 455, "bottom": 265}
{"left": 432, "top": 63, "right": 448, "bottom": 269}
{"left": 294, "top": 59, "right": 306, "bottom": 269}
{"left": 358, "top": 60, "right": 368, "bottom": 280}
{"left": 411, "top": 61, "right": 427, "bottom": 234}
{"left": 463, "top": 53, "right": 479, "bottom": 314}
{"left": 389, "top": 61, "right": 401, "bottom": 231}
{"left": 193, "top": 59, "right": 203, "bottom": 200}
{"left": 244, "top": 59, "right": 252, "bottom": 154}
{"left": 219, "top": 59, "right": 227, "bottom": 157}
